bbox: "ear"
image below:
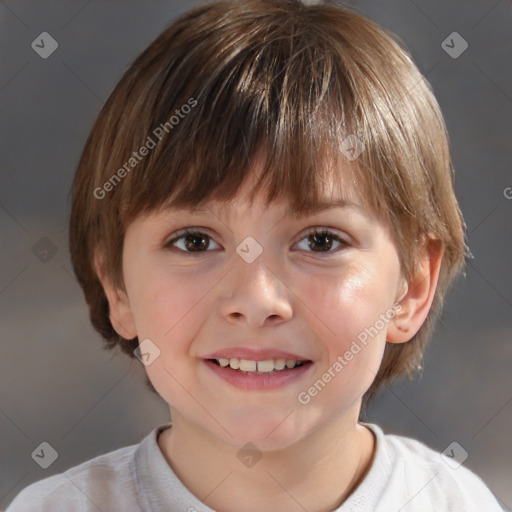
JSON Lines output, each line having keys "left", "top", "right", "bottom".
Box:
{"left": 387, "top": 238, "right": 444, "bottom": 344}
{"left": 94, "top": 250, "right": 138, "bottom": 340}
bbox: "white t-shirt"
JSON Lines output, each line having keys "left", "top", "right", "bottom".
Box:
{"left": 5, "top": 423, "right": 504, "bottom": 511}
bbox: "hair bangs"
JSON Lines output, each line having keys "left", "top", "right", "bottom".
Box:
{"left": 117, "top": 5, "right": 367, "bottom": 227}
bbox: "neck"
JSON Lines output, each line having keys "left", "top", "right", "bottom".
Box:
{"left": 158, "top": 405, "right": 376, "bottom": 512}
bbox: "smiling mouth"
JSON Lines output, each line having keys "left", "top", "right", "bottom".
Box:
{"left": 207, "top": 357, "right": 312, "bottom": 374}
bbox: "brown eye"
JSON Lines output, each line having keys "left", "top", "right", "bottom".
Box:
{"left": 295, "top": 229, "right": 348, "bottom": 254}
{"left": 166, "top": 230, "right": 220, "bottom": 253}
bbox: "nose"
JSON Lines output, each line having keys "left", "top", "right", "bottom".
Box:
{"left": 217, "top": 253, "right": 293, "bottom": 328}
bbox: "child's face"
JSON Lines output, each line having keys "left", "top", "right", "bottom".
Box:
{"left": 114, "top": 160, "right": 407, "bottom": 450}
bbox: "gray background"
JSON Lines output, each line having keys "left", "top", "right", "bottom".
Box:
{"left": 1, "top": 0, "right": 511, "bottom": 509}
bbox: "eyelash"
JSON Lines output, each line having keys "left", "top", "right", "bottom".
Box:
{"left": 165, "top": 228, "right": 349, "bottom": 256}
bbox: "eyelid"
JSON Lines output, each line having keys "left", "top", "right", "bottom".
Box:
{"left": 165, "top": 226, "right": 216, "bottom": 241}
{"left": 295, "top": 225, "right": 349, "bottom": 242}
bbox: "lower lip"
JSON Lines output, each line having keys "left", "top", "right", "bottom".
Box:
{"left": 203, "top": 360, "right": 314, "bottom": 390}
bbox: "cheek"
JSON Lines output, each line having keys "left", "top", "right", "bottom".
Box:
{"left": 129, "top": 265, "right": 220, "bottom": 410}
{"left": 295, "top": 262, "right": 397, "bottom": 397}
{"left": 128, "top": 262, "right": 230, "bottom": 362}
{"left": 302, "top": 263, "right": 395, "bottom": 342}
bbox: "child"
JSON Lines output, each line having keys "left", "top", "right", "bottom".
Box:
{"left": 7, "top": 0, "right": 504, "bottom": 510}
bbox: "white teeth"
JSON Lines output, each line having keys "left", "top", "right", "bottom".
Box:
{"left": 274, "top": 358, "right": 286, "bottom": 370}
{"left": 239, "top": 359, "right": 257, "bottom": 372}
{"left": 256, "top": 360, "right": 274, "bottom": 373}
{"left": 214, "top": 357, "right": 306, "bottom": 372}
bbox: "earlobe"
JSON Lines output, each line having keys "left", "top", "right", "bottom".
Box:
{"left": 94, "top": 251, "right": 138, "bottom": 340}
{"left": 387, "top": 239, "right": 444, "bottom": 344}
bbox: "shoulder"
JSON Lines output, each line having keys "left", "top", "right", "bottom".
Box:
{"left": 5, "top": 440, "right": 140, "bottom": 512}
{"left": 367, "top": 424, "right": 504, "bottom": 511}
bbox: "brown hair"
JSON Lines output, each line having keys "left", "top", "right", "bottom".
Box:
{"left": 69, "top": 0, "right": 468, "bottom": 402}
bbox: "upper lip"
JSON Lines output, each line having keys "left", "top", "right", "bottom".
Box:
{"left": 203, "top": 347, "right": 312, "bottom": 362}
